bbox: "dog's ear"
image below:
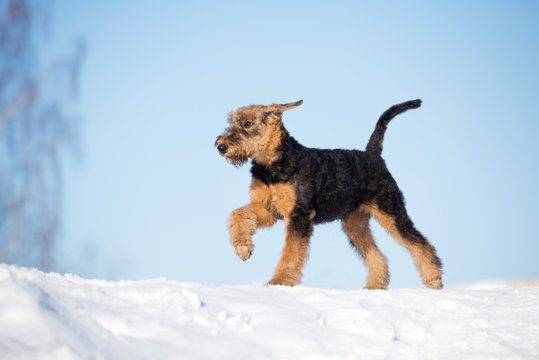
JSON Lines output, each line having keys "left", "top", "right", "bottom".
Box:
{"left": 269, "top": 100, "right": 303, "bottom": 112}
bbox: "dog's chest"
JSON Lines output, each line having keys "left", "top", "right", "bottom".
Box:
{"left": 250, "top": 159, "right": 294, "bottom": 185}
{"left": 249, "top": 179, "right": 296, "bottom": 218}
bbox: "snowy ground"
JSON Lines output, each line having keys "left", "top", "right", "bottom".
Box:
{"left": 1, "top": 264, "right": 538, "bottom": 360}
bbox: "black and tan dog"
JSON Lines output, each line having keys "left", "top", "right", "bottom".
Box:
{"left": 215, "top": 99, "right": 442, "bottom": 289}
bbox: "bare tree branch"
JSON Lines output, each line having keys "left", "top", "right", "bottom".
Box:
{"left": 0, "top": 80, "right": 37, "bottom": 131}
{"left": 0, "top": 0, "right": 84, "bottom": 270}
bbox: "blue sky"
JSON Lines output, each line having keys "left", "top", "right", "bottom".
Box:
{"left": 48, "top": 1, "right": 539, "bottom": 289}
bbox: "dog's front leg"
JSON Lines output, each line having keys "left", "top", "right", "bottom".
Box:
{"left": 228, "top": 202, "right": 277, "bottom": 261}
{"left": 268, "top": 213, "right": 314, "bottom": 286}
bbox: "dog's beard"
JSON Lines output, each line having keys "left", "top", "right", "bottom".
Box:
{"left": 226, "top": 154, "right": 249, "bottom": 167}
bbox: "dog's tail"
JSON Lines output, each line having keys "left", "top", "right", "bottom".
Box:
{"left": 366, "top": 99, "right": 422, "bottom": 157}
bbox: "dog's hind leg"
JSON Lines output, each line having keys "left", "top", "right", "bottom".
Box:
{"left": 367, "top": 195, "right": 443, "bottom": 289}
{"left": 228, "top": 203, "right": 277, "bottom": 261}
{"left": 342, "top": 206, "right": 389, "bottom": 289}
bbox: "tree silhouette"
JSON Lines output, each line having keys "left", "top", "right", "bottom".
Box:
{"left": 0, "top": 0, "right": 84, "bottom": 269}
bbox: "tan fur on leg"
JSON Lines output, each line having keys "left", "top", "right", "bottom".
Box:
{"left": 228, "top": 203, "right": 277, "bottom": 260}
{"left": 268, "top": 220, "right": 310, "bottom": 286}
{"left": 366, "top": 204, "right": 443, "bottom": 289}
{"left": 342, "top": 206, "right": 389, "bottom": 289}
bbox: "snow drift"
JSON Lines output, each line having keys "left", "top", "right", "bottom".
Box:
{"left": 1, "top": 264, "right": 538, "bottom": 360}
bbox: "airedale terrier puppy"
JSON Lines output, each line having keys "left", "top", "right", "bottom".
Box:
{"left": 215, "top": 99, "right": 443, "bottom": 289}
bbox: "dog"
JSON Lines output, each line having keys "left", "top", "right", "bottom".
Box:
{"left": 215, "top": 99, "right": 442, "bottom": 289}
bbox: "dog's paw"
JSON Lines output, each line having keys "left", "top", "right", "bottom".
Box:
{"left": 425, "top": 277, "right": 444, "bottom": 290}
{"left": 267, "top": 275, "right": 300, "bottom": 287}
{"left": 235, "top": 243, "right": 255, "bottom": 261}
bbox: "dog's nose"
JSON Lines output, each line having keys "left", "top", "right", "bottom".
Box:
{"left": 217, "top": 144, "right": 228, "bottom": 154}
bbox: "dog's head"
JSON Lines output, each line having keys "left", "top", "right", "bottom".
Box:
{"left": 215, "top": 100, "right": 302, "bottom": 166}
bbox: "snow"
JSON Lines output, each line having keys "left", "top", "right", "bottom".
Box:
{"left": 1, "top": 264, "right": 538, "bottom": 360}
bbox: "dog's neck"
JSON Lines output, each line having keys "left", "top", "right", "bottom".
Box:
{"left": 253, "top": 123, "right": 291, "bottom": 166}
{"left": 251, "top": 129, "right": 303, "bottom": 184}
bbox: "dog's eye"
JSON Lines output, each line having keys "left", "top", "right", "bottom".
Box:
{"left": 244, "top": 120, "right": 253, "bottom": 128}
